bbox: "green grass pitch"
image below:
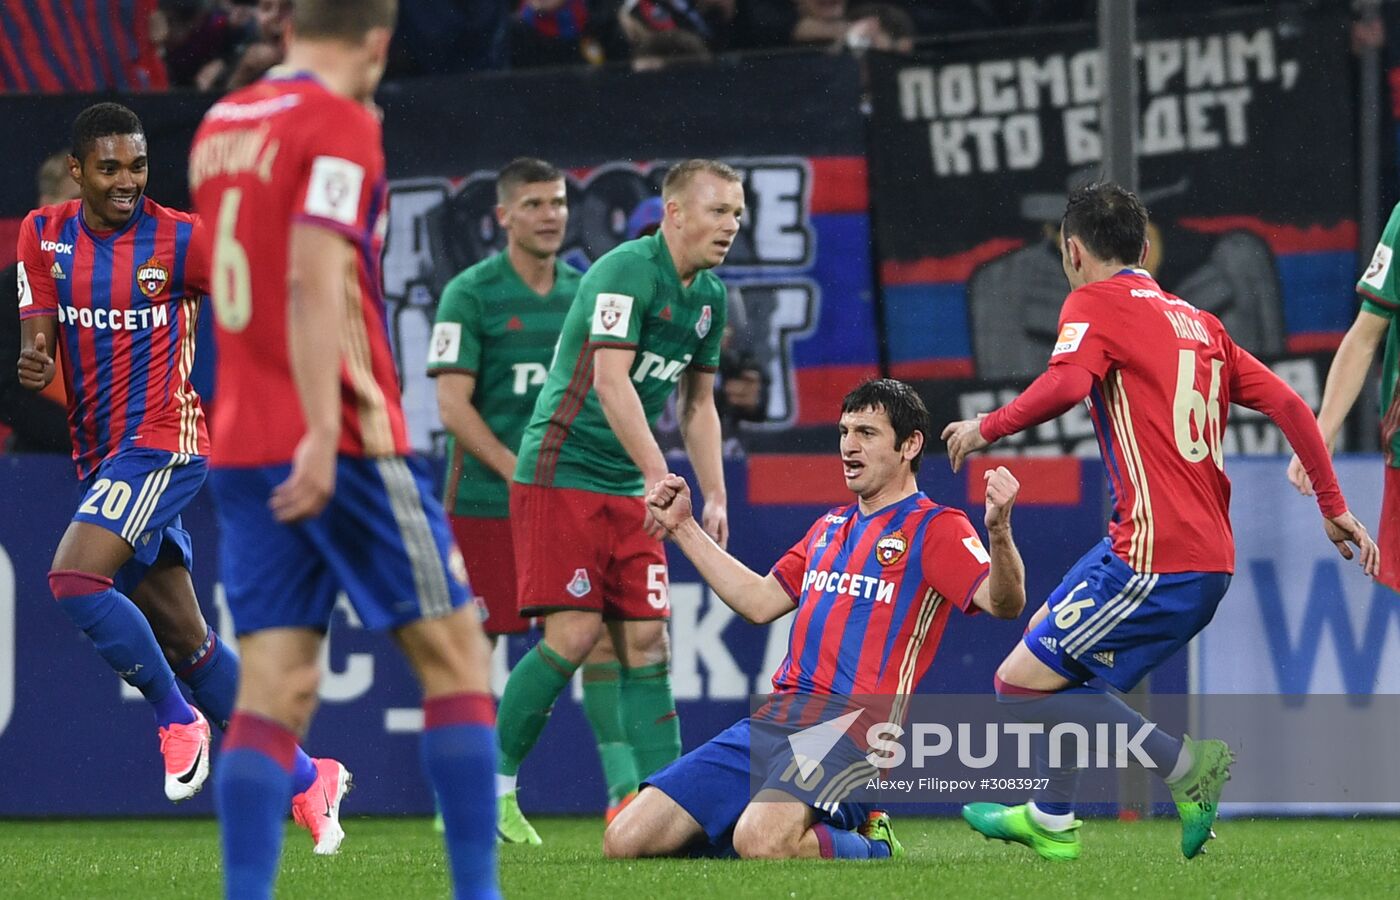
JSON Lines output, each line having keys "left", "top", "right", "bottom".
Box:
{"left": 2, "top": 816, "right": 1398, "bottom": 898}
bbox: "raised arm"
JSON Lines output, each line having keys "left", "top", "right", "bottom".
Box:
{"left": 646, "top": 473, "right": 795, "bottom": 624}
{"left": 942, "top": 363, "right": 1095, "bottom": 472}
{"left": 971, "top": 466, "right": 1026, "bottom": 619}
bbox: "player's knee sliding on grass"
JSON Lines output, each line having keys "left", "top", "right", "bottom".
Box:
{"left": 944, "top": 182, "right": 1377, "bottom": 861}
{"left": 606, "top": 380, "right": 1026, "bottom": 863}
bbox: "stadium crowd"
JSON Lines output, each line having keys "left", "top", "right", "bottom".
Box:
{"left": 0, "top": 0, "right": 1347, "bottom": 93}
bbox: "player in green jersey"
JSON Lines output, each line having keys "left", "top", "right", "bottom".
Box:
{"left": 427, "top": 157, "right": 654, "bottom": 825}
{"left": 428, "top": 157, "right": 579, "bottom": 639}
{"left": 1287, "top": 201, "right": 1400, "bottom": 592}
{"left": 496, "top": 159, "right": 741, "bottom": 844}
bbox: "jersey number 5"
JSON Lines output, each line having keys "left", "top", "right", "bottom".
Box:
{"left": 1172, "top": 349, "right": 1224, "bottom": 469}
{"left": 212, "top": 188, "right": 253, "bottom": 332}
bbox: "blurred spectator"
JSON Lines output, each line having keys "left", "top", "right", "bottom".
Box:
{"left": 617, "top": 0, "right": 738, "bottom": 54}
{"left": 846, "top": 3, "right": 916, "bottom": 54}
{"left": 0, "top": 0, "right": 167, "bottom": 92}
{"left": 389, "top": 0, "right": 508, "bottom": 76}
{"left": 510, "top": 0, "right": 607, "bottom": 68}
{"left": 737, "top": 0, "right": 907, "bottom": 51}
{"left": 153, "top": 0, "right": 255, "bottom": 91}
{"left": 1, "top": 151, "right": 77, "bottom": 453}
{"left": 226, "top": 0, "right": 291, "bottom": 90}
{"left": 630, "top": 27, "right": 714, "bottom": 70}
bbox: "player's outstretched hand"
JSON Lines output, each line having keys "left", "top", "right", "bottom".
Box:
{"left": 645, "top": 473, "right": 693, "bottom": 536}
{"left": 17, "top": 332, "right": 55, "bottom": 391}
{"left": 1286, "top": 453, "right": 1315, "bottom": 496}
{"left": 702, "top": 501, "right": 729, "bottom": 549}
{"left": 941, "top": 416, "right": 989, "bottom": 473}
{"left": 983, "top": 465, "right": 1019, "bottom": 531}
{"left": 1324, "top": 511, "right": 1379, "bottom": 577}
{"left": 270, "top": 431, "right": 337, "bottom": 523}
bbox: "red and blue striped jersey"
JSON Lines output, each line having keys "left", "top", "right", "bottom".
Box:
{"left": 17, "top": 197, "right": 210, "bottom": 478}
{"left": 768, "top": 492, "right": 989, "bottom": 697}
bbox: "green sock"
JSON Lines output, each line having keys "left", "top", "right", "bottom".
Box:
{"left": 621, "top": 661, "right": 682, "bottom": 781}
{"left": 497, "top": 642, "right": 578, "bottom": 777}
{"left": 581, "top": 661, "right": 640, "bottom": 804}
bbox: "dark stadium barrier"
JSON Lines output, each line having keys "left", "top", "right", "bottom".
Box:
{"left": 3, "top": 453, "right": 1388, "bottom": 816}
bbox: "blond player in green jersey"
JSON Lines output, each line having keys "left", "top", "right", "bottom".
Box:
{"left": 496, "top": 160, "right": 740, "bottom": 843}
{"left": 427, "top": 158, "right": 655, "bottom": 825}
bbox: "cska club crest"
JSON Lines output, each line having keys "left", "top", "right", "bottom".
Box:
{"left": 695, "top": 305, "right": 712, "bottom": 338}
{"left": 875, "top": 531, "right": 908, "bottom": 566}
{"left": 137, "top": 257, "right": 170, "bottom": 299}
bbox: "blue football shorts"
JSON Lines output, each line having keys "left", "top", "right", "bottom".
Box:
{"left": 209, "top": 454, "right": 470, "bottom": 634}
{"left": 72, "top": 447, "right": 205, "bottom": 596}
{"left": 1024, "top": 538, "right": 1232, "bottom": 691}
{"left": 645, "top": 715, "right": 874, "bottom": 852}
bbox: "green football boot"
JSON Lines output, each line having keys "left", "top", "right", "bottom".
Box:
{"left": 962, "top": 803, "right": 1082, "bottom": 861}
{"left": 497, "top": 789, "right": 543, "bottom": 845}
{"left": 859, "top": 811, "right": 905, "bottom": 859}
{"left": 1167, "top": 736, "right": 1235, "bottom": 859}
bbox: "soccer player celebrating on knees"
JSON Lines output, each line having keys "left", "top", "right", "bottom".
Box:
{"left": 1286, "top": 199, "right": 1400, "bottom": 592}
{"left": 189, "top": 2, "right": 497, "bottom": 897}
{"left": 15, "top": 102, "right": 346, "bottom": 849}
{"left": 497, "top": 159, "right": 738, "bottom": 844}
{"left": 428, "top": 158, "right": 642, "bottom": 825}
{"left": 603, "top": 379, "right": 1026, "bottom": 860}
{"left": 942, "top": 182, "right": 1378, "bottom": 861}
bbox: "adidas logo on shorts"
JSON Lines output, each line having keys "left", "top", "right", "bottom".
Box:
{"left": 1092, "top": 650, "right": 1115, "bottom": 668}
{"left": 1039, "top": 636, "right": 1057, "bottom": 652}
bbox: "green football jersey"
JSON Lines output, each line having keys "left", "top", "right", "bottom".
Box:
{"left": 428, "top": 252, "right": 581, "bottom": 516}
{"left": 1356, "top": 203, "right": 1400, "bottom": 467}
{"left": 515, "top": 231, "right": 727, "bottom": 496}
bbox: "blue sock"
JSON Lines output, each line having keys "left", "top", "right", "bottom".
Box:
{"left": 50, "top": 570, "right": 195, "bottom": 727}
{"left": 177, "top": 630, "right": 318, "bottom": 793}
{"left": 217, "top": 713, "right": 297, "bottom": 900}
{"left": 994, "top": 676, "right": 1184, "bottom": 816}
{"left": 422, "top": 693, "right": 499, "bottom": 899}
{"left": 176, "top": 629, "right": 239, "bottom": 730}
{"left": 812, "top": 823, "right": 890, "bottom": 859}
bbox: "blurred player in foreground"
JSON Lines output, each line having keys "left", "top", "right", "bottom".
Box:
{"left": 943, "top": 182, "right": 1377, "bottom": 861}
{"left": 605, "top": 379, "right": 1026, "bottom": 859}
{"left": 1287, "top": 198, "right": 1400, "bottom": 592}
{"left": 189, "top": 2, "right": 497, "bottom": 897}
{"left": 16, "top": 102, "right": 343, "bottom": 849}
{"left": 496, "top": 159, "right": 736, "bottom": 843}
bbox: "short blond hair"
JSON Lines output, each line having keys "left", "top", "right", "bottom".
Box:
{"left": 661, "top": 159, "right": 741, "bottom": 201}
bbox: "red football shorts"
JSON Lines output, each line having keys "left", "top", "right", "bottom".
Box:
{"left": 449, "top": 514, "right": 531, "bottom": 636}
{"left": 510, "top": 482, "right": 669, "bottom": 620}
{"left": 1380, "top": 466, "right": 1400, "bottom": 593}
